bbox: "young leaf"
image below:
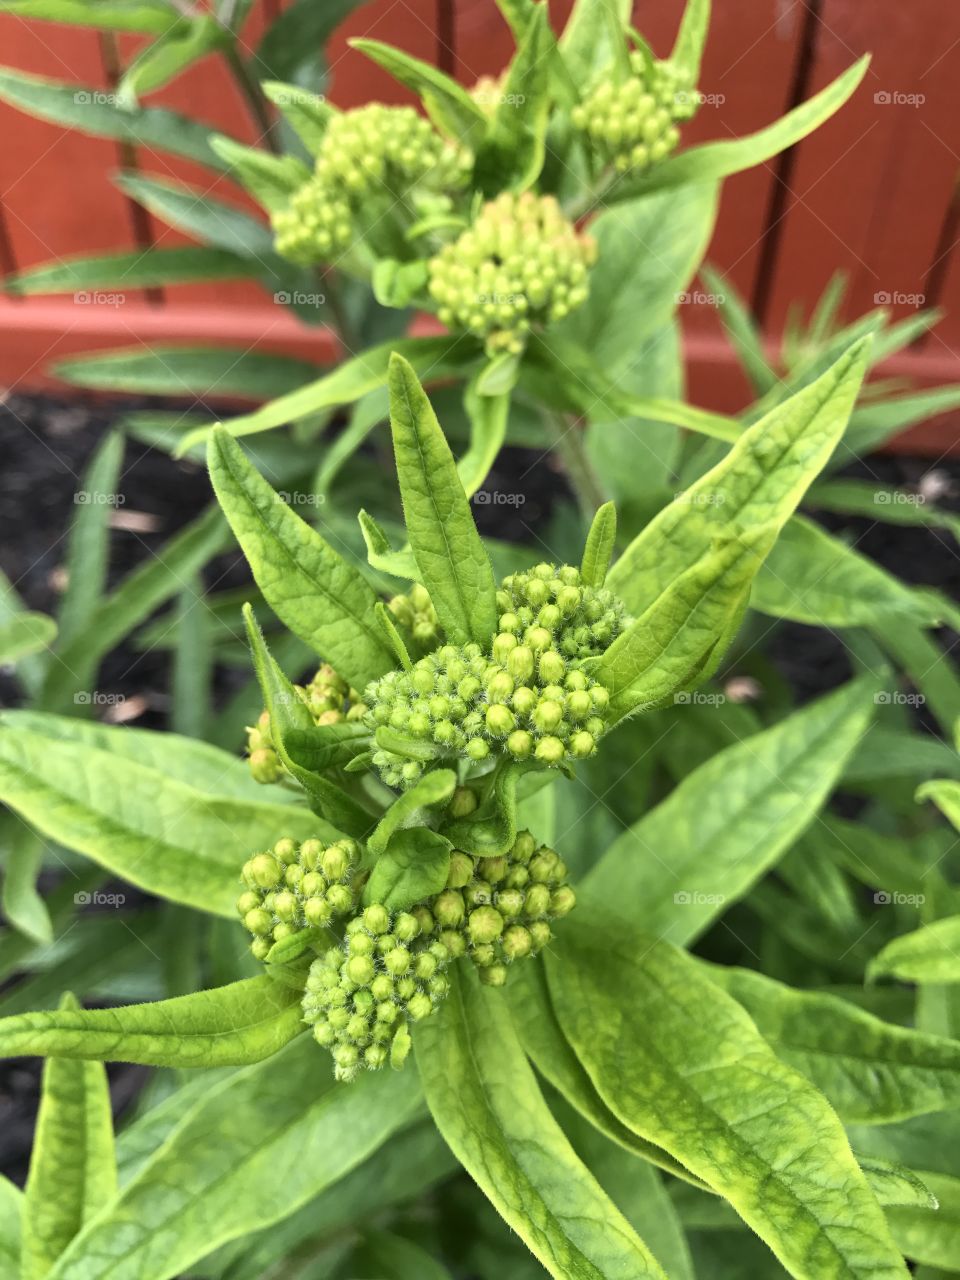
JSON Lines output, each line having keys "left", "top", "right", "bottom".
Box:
{"left": 242, "top": 604, "right": 374, "bottom": 836}
{"left": 0, "top": 726, "right": 332, "bottom": 916}
{"left": 560, "top": 0, "right": 631, "bottom": 86}
{"left": 709, "top": 965, "right": 960, "bottom": 1124}
{"left": 0, "top": 1174, "right": 21, "bottom": 1276}
{"left": 701, "top": 264, "right": 777, "bottom": 396}
{"left": 363, "top": 828, "right": 452, "bottom": 912}
{"left": 548, "top": 915, "right": 910, "bottom": 1280}
{"left": 350, "top": 39, "right": 488, "bottom": 148}
{"left": 56, "top": 431, "right": 123, "bottom": 648}
{"left": 210, "top": 136, "right": 311, "bottom": 214}
{"left": 671, "top": 0, "right": 711, "bottom": 80}
{"left": 368, "top": 769, "right": 457, "bottom": 856}
{"left": 868, "top": 917, "right": 960, "bottom": 985}
{"left": 0, "top": 817, "right": 52, "bottom": 945}
{"left": 586, "top": 675, "right": 878, "bottom": 944}
{"left": 886, "top": 1169, "right": 960, "bottom": 1268}
{"left": 261, "top": 80, "right": 333, "bottom": 152}
{"left": 415, "top": 966, "right": 671, "bottom": 1280}
{"left": 441, "top": 759, "right": 525, "bottom": 857}
{"left": 209, "top": 428, "right": 393, "bottom": 690}
{"left": 22, "top": 993, "right": 117, "bottom": 1280}
{"left": 476, "top": 4, "right": 553, "bottom": 192}
{"left": 917, "top": 779, "right": 960, "bottom": 832}
{"left": 348, "top": 1229, "right": 452, "bottom": 1280}
{"left": 388, "top": 354, "right": 498, "bottom": 647}
{"left": 580, "top": 502, "right": 617, "bottom": 588}
{"left": 0, "top": 976, "right": 303, "bottom": 1067}
{"left": 0, "top": 612, "right": 56, "bottom": 663}
{"left": 113, "top": 172, "right": 273, "bottom": 256}
{"left": 117, "top": 14, "right": 226, "bottom": 104}
{"left": 0, "top": 0, "right": 177, "bottom": 33}
{"left": 256, "top": 0, "right": 363, "bottom": 82}
{"left": 54, "top": 347, "right": 317, "bottom": 398}
{"left": 457, "top": 373, "right": 511, "bottom": 500}
{"left": 358, "top": 510, "right": 419, "bottom": 580}
{"left": 7, "top": 246, "right": 257, "bottom": 294}
{"left": 48, "top": 1037, "right": 424, "bottom": 1280}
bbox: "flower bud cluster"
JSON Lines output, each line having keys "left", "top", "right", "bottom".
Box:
{"left": 427, "top": 192, "right": 597, "bottom": 356}
{"left": 301, "top": 904, "right": 451, "bottom": 1081}
{"left": 497, "top": 563, "right": 629, "bottom": 660}
{"left": 431, "top": 832, "right": 575, "bottom": 988}
{"left": 246, "top": 664, "right": 366, "bottom": 784}
{"left": 273, "top": 104, "right": 472, "bottom": 267}
{"left": 571, "top": 53, "right": 697, "bottom": 174}
{"left": 236, "top": 837, "right": 362, "bottom": 960}
{"left": 387, "top": 583, "right": 441, "bottom": 657}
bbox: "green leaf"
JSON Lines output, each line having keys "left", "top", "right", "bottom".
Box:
{"left": 350, "top": 39, "right": 488, "bottom": 149}
{"left": 348, "top": 1230, "right": 452, "bottom": 1280}
{"left": 886, "top": 1169, "right": 960, "bottom": 1267}
{"left": 0, "top": 976, "right": 303, "bottom": 1068}
{"left": 844, "top": 385, "right": 960, "bottom": 459}
{"left": 415, "top": 966, "right": 671, "bottom": 1280}
{"left": 0, "top": 1173, "right": 21, "bottom": 1276}
{"left": 242, "top": 604, "right": 374, "bottom": 836}
{"left": 457, "top": 372, "right": 511, "bottom": 499}
{"left": 364, "top": 828, "right": 452, "bottom": 912}
{"left": 560, "top": 0, "right": 631, "bottom": 86}
{"left": 388, "top": 354, "right": 498, "bottom": 647}
{"left": 0, "top": 726, "right": 331, "bottom": 916}
{"left": 752, "top": 515, "right": 941, "bottom": 627}
{"left": 548, "top": 915, "right": 909, "bottom": 1280}
{"left": 256, "top": 0, "right": 361, "bottom": 82}
{"left": 709, "top": 965, "right": 960, "bottom": 1124}
{"left": 47, "top": 1037, "right": 423, "bottom": 1280}
{"left": 117, "top": 14, "right": 226, "bottom": 104}
{"left": 869, "top": 916, "right": 960, "bottom": 985}
{"left": 586, "top": 675, "right": 878, "bottom": 944}
{"left": 114, "top": 171, "right": 272, "bottom": 256}
{"left": 54, "top": 347, "right": 316, "bottom": 398}
{"left": 358, "top": 510, "right": 419, "bottom": 580}
{"left": 671, "top": 0, "right": 711, "bottom": 80}
{"left": 580, "top": 502, "right": 617, "bottom": 587}
{"left": 441, "top": 759, "right": 525, "bottom": 857}
{"left": 857, "top": 1159, "right": 938, "bottom": 1211}
{"left": 476, "top": 3, "right": 553, "bottom": 192}
{"left": 261, "top": 80, "right": 332, "bottom": 152}
{"left": 368, "top": 769, "right": 457, "bottom": 856}
{"left": 701, "top": 263, "right": 777, "bottom": 396}
{"left": 208, "top": 428, "right": 393, "bottom": 690}
{"left": 0, "top": 611, "right": 56, "bottom": 663}
{"left": 0, "top": 66, "right": 227, "bottom": 169}
{"left": 179, "top": 335, "right": 479, "bottom": 453}
{"left": 0, "top": 817, "right": 52, "bottom": 945}
{"left": 210, "top": 135, "right": 311, "bottom": 214}
{"left": 917, "top": 779, "right": 960, "bottom": 832}
{"left": 0, "top": 0, "right": 177, "bottom": 32}
{"left": 56, "top": 431, "right": 123, "bottom": 648}
{"left": 610, "top": 57, "right": 870, "bottom": 200}
{"left": 22, "top": 993, "right": 117, "bottom": 1280}
{"left": 809, "top": 478, "right": 960, "bottom": 544}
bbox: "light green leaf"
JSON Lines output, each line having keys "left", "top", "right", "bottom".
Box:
{"left": 709, "top": 965, "right": 960, "bottom": 1123}
{"left": 415, "top": 966, "right": 670, "bottom": 1280}
{"left": 114, "top": 171, "right": 273, "bottom": 256}
{"left": 672, "top": 0, "right": 711, "bottom": 80}
{"left": 702, "top": 263, "right": 778, "bottom": 396}
{"left": 548, "top": 915, "right": 909, "bottom": 1280}
{"left": 23, "top": 992, "right": 117, "bottom": 1280}
{"left": 348, "top": 1230, "right": 452, "bottom": 1280}
{"left": 0, "top": 976, "right": 303, "bottom": 1068}
{"left": 869, "top": 916, "right": 960, "bottom": 985}
{"left": 350, "top": 39, "right": 488, "bottom": 148}
{"left": 917, "top": 779, "right": 960, "bottom": 833}
{"left": 560, "top": 0, "right": 630, "bottom": 86}
{"left": 56, "top": 431, "right": 123, "bottom": 648}
{"left": 580, "top": 502, "right": 617, "bottom": 588}
{"left": 0, "top": 726, "right": 331, "bottom": 916}
{"left": 476, "top": 3, "right": 553, "bottom": 192}
{"left": 458, "top": 373, "right": 511, "bottom": 499}
{"left": 256, "top": 0, "right": 362, "bottom": 82}
{"left": 858, "top": 1159, "right": 938, "bottom": 1210}
{"left": 1, "top": 817, "right": 52, "bottom": 944}
{"left": 0, "top": 66, "right": 228, "bottom": 169}
{"left": 54, "top": 347, "right": 316, "bottom": 398}
{"left": 368, "top": 769, "right": 457, "bottom": 856}
{"left": 752, "top": 515, "right": 941, "bottom": 627}
{"left": 588, "top": 674, "right": 878, "bottom": 943}
{"left": 0, "top": 1173, "right": 21, "bottom": 1276}
{"left": 809, "top": 478, "right": 960, "bottom": 544}
{"left": 261, "top": 80, "right": 332, "bottom": 152}
{"left": 441, "top": 759, "right": 526, "bottom": 857}
{"left": 46, "top": 1037, "right": 423, "bottom": 1280}
{"left": 844, "top": 385, "right": 960, "bottom": 459}
{"left": 180, "top": 335, "right": 478, "bottom": 454}
{"left": 388, "top": 354, "right": 497, "bottom": 647}
{"left": 363, "top": 828, "right": 451, "bottom": 912}
{"left": 886, "top": 1169, "right": 959, "bottom": 1267}
{"left": 0, "top": 0, "right": 177, "bottom": 32}
{"left": 611, "top": 57, "right": 870, "bottom": 200}
{"left": 117, "top": 14, "right": 225, "bottom": 104}
{"left": 208, "top": 428, "right": 393, "bottom": 690}
{"left": 358, "top": 509, "right": 419, "bottom": 580}
{"left": 210, "top": 135, "right": 311, "bottom": 214}
{"left": 0, "top": 611, "right": 56, "bottom": 663}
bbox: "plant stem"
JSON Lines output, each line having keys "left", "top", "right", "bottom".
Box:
{"left": 222, "top": 43, "right": 280, "bottom": 155}
{"left": 542, "top": 411, "right": 608, "bottom": 518}
{"left": 320, "top": 268, "right": 361, "bottom": 354}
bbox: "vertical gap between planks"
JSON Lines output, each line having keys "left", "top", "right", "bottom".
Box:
{"left": 0, "top": 199, "right": 19, "bottom": 292}
{"left": 920, "top": 173, "right": 960, "bottom": 348}
{"left": 750, "top": 0, "right": 824, "bottom": 329}
{"left": 98, "top": 29, "right": 165, "bottom": 308}
{"left": 436, "top": 0, "right": 457, "bottom": 77}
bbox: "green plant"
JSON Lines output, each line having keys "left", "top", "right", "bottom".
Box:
{"left": 1, "top": 1, "right": 960, "bottom": 1278}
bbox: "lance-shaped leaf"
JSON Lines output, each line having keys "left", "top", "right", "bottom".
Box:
{"left": 54, "top": 347, "right": 316, "bottom": 398}
{"left": 0, "top": 1174, "right": 21, "bottom": 1276}
{"left": 609, "top": 57, "right": 870, "bottom": 202}
{"left": 7, "top": 246, "right": 259, "bottom": 294}
{"left": 458, "top": 371, "right": 512, "bottom": 499}
{"left": 0, "top": 0, "right": 178, "bottom": 32}
{"left": 0, "top": 976, "right": 303, "bottom": 1067}
{"left": 261, "top": 80, "right": 333, "bottom": 152}
{"left": 708, "top": 964, "right": 960, "bottom": 1124}
{"left": 46, "top": 1037, "right": 423, "bottom": 1280}
{"left": 210, "top": 136, "right": 311, "bottom": 214}
{"left": 363, "top": 828, "right": 452, "bottom": 912}
{"left": 547, "top": 915, "right": 910, "bottom": 1280}
{"left": 388, "top": 354, "right": 498, "bottom": 647}
{"left": 1, "top": 816, "right": 52, "bottom": 945}
{"left": 476, "top": 3, "right": 553, "bottom": 192}
{"left": 117, "top": 14, "right": 226, "bottom": 104}
{"left": 560, "top": 0, "right": 631, "bottom": 86}
{"left": 209, "top": 428, "right": 392, "bottom": 690}
{"left": 242, "top": 605, "right": 374, "bottom": 836}
{"left": 0, "top": 726, "right": 332, "bottom": 916}
{"left": 441, "top": 759, "right": 526, "bottom": 856}
{"left": 350, "top": 39, "right": 488, "bottom": 148}
{"left": 0, "top": 612, "right": 55, "bottom": 663}
{"left": 22, "top": 993, "right": 117, "bottom": 1280}
{"left": 918, "top": 779, "right": 960, "bottom": 832}
{"left": 587, "top": 675, "right": 877, "bottom": 943}
{"left": 885, "top": 1169, "right": 960, "bottom": 1267}
{"left": 368, "top": 769, "right": 457, "bottom": 856}
{"left": 580, "top": 502, "right": 617, "bottom": 588}
{"left": 868, "top": 916, "right": 960, "bottom": 985}
{"left": 415, "top": 966, "right": 671, "bottom": 1280}
{"left": 671, "top": 0, "right": 711, "bottom": 80}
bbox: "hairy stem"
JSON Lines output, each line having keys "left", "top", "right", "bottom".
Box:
{"left": 542, "top": 411, "right": 608, "bottom": 518}
{"left": 222, "top": 43, "right": 280, "bottom": 155}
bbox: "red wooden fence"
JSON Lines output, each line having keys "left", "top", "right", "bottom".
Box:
{"left": 0, "top": 0, "right": 959, "bottom": 453}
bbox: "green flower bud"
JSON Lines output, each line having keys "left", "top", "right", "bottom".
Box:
{"left": 479, "top": 964, "right": 509, "bottom": 987}
{"left": 466, "top": 737, "right": 490, "bottom": 761}
{"left": 525, "top": 884, "right": 551, "bottom": 917}
{"left": 447, "top": 853, "right": 475, "bottom": 889}
{"left": 434, "top": 888, "right": 466, "bottom": 927}
{"left": 529, "top": 920, "right": 552, "bottom": 951}
{"left": 526, "top": 625, "right": 553, "bottom": 652}
{"left": 244, "top": 908, "right": 273, "bottom": 936}
{"left": 469, "top": 905, "right": 505, "bottom": 944}
{"left": 570, "top": 731, "right": 596, "bottom": 758}
{"left": 533, "top": 699, "right": 564, "bottom": 733}
{"left": 304, "top": 896, "right": 332, "bottom": 927}
{"left": 236, "top": 890, "right": 260, "bottom": 917}
{"left": 273, "top": 837, "right": 298, "bottom": 864}
{"left": 534, "top": 736, "right": 565, "bottom": 765}
{"left": 507, "top": 645, "right": 535, "bottom": 682}
{"left": 551, "top": 885, "right": 577, "bottom": 917}
{"left": 485, "top": 704, "right": 516, "bottom": 736}
{"left": 450, "top": 787, "right": 478, "bottom": 818}
{"left": 497, "top": 888, "right": 526, "bottom": 917}
{"left": 538, "top": 650, "right": 566, "bottom": 684}
{"left": 493, "top": 631, "right": 519, "bottom": 662}
{"left": 507, "top": 729, "right": 534, "bottom": 758}
{"left": 250, "top": 937, "right": 271, "bottom": 961}
{"left": 502, "top": 924, "right": 533, "bottom": 960}
{"left": 512, "top": 686, "right": 538, "bottom": 717}
{"left": 363, "top": 903, "right": 392, "bottom": 935}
